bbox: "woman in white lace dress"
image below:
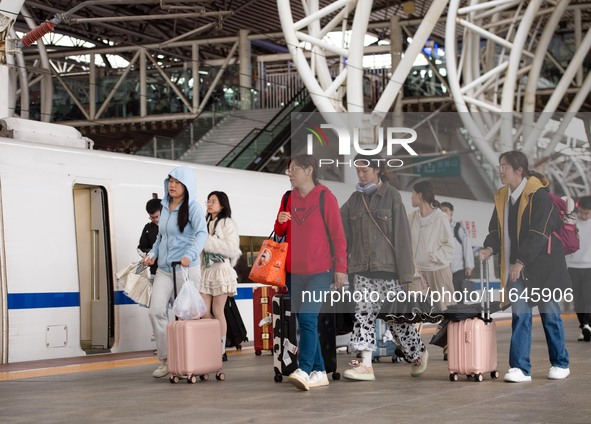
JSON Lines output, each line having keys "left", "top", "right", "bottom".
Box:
{"left": 201, "top": 191, "right": 242, "bottom": 359}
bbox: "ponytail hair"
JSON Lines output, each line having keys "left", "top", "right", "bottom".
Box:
{"left": 289, "top": 154, "right": 319, "bottom": 185}
{"left": 499, "top": 150, "right": 544, "bottom": 180}
{"left": 412, "top": 180, "right": 440, "bottom": 208}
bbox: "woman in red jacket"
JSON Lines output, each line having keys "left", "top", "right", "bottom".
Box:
{"left": 274, "top": 154, "right": 347, "bottom": 391}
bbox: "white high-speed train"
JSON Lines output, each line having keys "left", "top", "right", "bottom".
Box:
{"left": 0, "top": 118, "right": 495, "bottom": 363}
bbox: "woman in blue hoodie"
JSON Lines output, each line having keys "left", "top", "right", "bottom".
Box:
{"left": 143, "top": 166, "right": 208, "bottom": 378}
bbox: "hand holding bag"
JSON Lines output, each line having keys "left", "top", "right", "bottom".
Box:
{"left": 172, "top": 267, "right": 207, "bottom": 320}
{"left": 248, "top": 232, "right": 288, "bottom": 287}
{"left": 116, "top": 262, "right": 152, "bottom": 307}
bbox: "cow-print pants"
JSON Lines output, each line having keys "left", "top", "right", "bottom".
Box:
{"left": 350, "top": 274, "right": 425, "bottom": 363}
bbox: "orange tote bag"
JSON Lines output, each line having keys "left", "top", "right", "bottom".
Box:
{"left": 248, "top": 238, "right": 288, "bottom": 287}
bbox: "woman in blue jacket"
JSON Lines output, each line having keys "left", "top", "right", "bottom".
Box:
{"left": 143, "top": 166, "right": 208, "bottom": 378}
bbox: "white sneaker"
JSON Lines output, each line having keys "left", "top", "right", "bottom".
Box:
{"left": 503, "top": 368, "right": 531, "bottom": 383}
{"left": 288, "top": 368, "right": 310, "bottom": 391}
{"left": 582, "top": 324, "right": 591, "bottom": 342}
{"left": 343, "top": 360, "right": 375, "bottom": 381}
{"left": 548, "top": 366, "right": 570, "bottom": 380}
{"left": 309, "top": 370, "right": 330, "bottom": 388}
{"left": 152, "top": 360, "right": 168, "bottom": 378}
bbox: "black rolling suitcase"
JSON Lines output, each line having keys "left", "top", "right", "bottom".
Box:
{"left": 272, "top": 293, "right": 340, "bottom": 382}
{"left": 224, "top": 297, "right": 248, "bottom": 350}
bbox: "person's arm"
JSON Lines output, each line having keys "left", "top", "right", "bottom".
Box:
{"left": 274, "top": 193, "right": 290, "bottom": 237}
{"left": 461, "top": 224, "right": 475, "bottom": 274}
{"left": 204, "top": 218, "right": 242, "bottom": 259}
{"left": 516, "top": 190, "right": 555, "bottom": 265}
{"left": 137, "top": 223, "right": 151, "bottom": 254}
{"left": 323, "top": 191, "right": 347, "bottom": 275}
{"left": 480, "top": 207, "right": 500, "bottom": 261}
{"left": 340, "top": 199, "right": 351, "bottom": 256}
{"left": 182, "top": 202, "right": 208, "bottom": 265}
{"left": 430, "top": 216, "right": 455, "bottom": 266}
{"left": 391, "top": 191, "right": 415, "bottom": 284}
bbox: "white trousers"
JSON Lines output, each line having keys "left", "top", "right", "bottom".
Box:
{"left": 149, "top": 266, "right": 202, "bottom": 361}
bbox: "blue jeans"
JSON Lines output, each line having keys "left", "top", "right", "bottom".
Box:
{"left": 508, "top": 279, "right": 569, "bottom": 375}
{"left": 289, "top": 270, "right": 333, "bottom": 374}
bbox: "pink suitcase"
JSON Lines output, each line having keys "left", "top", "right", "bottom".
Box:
{"left": 166, "top": 261, "right": 224, "bottom": 384}
{"left": 167, "top": 319, "right": 224, "bottom": 383}
{"left": 447, "top": 259, "right": 499, "bottom": 382}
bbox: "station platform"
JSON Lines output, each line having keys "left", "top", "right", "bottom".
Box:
{"left": 0, "top": 314, "right": 588, "bottom": 424}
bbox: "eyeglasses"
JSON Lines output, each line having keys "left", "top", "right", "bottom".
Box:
{"left": 206, "top": 200, "right": 219, "bottom": 205}
{"left": 285, "top": 166, "right": 303, "bottom": 175}
{"left": 497, "top": 165, "right": 512, "bottom": 172}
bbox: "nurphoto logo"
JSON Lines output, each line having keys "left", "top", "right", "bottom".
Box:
{"left": 306, "top": 123, "right": 419, "bottom": 169}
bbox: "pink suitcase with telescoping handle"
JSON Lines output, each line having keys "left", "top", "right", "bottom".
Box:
{"left": 166, "top": 262, "right": 225, "bottom": 384}
{"left": 167, "top": 319, "right": 224, "bottom": 383}
{"left": 447, "top": 258, "right": 499, "bottom": 382}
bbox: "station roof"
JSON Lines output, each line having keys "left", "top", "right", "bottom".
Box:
{"left": 17, "top": 1, "right": 453, "bottom": 62}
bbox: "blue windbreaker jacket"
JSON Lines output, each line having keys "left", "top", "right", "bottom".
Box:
{"left": 148, "top": 166, "right": 207, "bottom": 272}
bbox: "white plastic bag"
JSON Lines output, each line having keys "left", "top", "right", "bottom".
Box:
{"left": 172, "top": 267, "right": 207, "bottom": 320}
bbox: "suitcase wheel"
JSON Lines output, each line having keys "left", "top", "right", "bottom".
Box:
{"left": 490, "top": 370, "right": 499, "bottom": 379}
{"left": 169, "top": 375, "right": 180, "bottom": 384}
{"left": 449, "top": 373, "right": 459, "bottom": 382}
{"left": 474, "top": 373, "right": 483, "bottom": 382}
{"left": 236, "top": 344, "right": 242, "bottom": 350}
{"left": 255, "top": 350, "right": 262, "bottom": 356}
{"left": 216, "top": 372, "right": 226, "bottom": 381}
{"left": 188, "top": 375, "right": 198, "bottom": 384}
{"left": 199, "top": 374, "right": 209, "bottom": 381}
{"left": 332, "top": 372, "right": 341, "bottom": 381}
{"left": 274, "top": 374, "right": 283, "bottom": 383}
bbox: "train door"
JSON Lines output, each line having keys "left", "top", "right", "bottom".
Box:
{"left": 0, "top": 180, "right": 6, "bottom": 363}
{"left": 73, "top": 185, "right": 114, "bottom": 353}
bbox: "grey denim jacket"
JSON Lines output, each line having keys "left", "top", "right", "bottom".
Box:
{"left": 340, "top": 182, "right": 415, "bottom": 283}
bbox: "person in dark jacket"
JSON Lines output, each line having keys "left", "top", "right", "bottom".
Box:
{"left": 479, "top": 150, "right": 571, "bottom": 383}
{"left": 137, "top": 198, "right": 161, "bottom": 276}
{"left": 340, "top": 154, "right": 428, "bottom": 380}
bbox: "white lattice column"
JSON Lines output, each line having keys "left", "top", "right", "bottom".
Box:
{"left": 0, "top": 0, "right": 26, "bottom": 119}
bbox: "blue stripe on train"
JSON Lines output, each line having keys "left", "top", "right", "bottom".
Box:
{"left": 234, "top": 287, "right": 253, "bottom": 300}
{"left": 7, "top": 287, "right": 255, "bottom": 309}
{"left": 7, "top": 292, "right": 80, "bottom": 309}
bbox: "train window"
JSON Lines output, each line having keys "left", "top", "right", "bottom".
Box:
{"left": 237, "top": 236, "right": 273, "bottom": 284}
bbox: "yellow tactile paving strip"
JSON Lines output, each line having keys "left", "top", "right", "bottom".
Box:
{"left": 0, "top": 346, "right": 253, "bottom": 381}
{"left": 0, "top": 315, "right": 574, "bottom": 381}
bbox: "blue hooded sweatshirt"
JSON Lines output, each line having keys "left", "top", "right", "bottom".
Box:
{"left": 148, "top": 166, "right": 207, "bottom": 273}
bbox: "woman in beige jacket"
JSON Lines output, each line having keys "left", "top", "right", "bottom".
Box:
{"left": 408, "top": 181, "right": 455, "bottom": 312}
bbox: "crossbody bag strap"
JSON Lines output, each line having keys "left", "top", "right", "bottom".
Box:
{"left": 361, "top": 195, "right": 395, "bottom": 252}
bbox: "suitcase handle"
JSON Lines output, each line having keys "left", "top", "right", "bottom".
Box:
{"left": 171, "top": 261, "right": 183, "bottom": 319}
{"left": 479, "top": 258, "right": 492, "bottom": 322}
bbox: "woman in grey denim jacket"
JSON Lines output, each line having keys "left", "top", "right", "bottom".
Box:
{"left": 340, "top": 154, "right": 429, "bottom": 381}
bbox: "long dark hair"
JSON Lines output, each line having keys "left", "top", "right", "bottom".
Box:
{"left": 168, "top": 178, "right": 189, "bottom": 233}
{"left": 413, "top": 180, "right": 440, "bottom": 208}
{"left": 289, "top": 154, "right": 319, "bottom": 185}
{"left": 499, "top": 150, "right": 545, "bottom": 180}
{"left": 206, "top": 191, "right": 232, "bottom": 232}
